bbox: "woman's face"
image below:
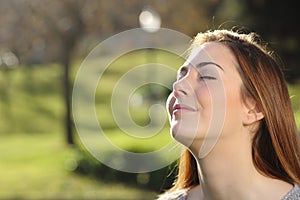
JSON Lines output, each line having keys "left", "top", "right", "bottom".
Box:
{"left": 167, "top": 42, "right": 245, "bottom": 157}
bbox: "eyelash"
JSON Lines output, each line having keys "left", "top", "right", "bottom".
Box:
{"left": 198, "top": 75, "right": 216, "bottom": 80}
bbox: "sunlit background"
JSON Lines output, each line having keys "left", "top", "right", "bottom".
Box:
{"left": 0, "top": 0, "right": 299, "bottom": 199}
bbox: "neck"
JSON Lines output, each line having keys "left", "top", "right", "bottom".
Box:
{"left": 189, "top": 133, "right": 293, "bottom": 200}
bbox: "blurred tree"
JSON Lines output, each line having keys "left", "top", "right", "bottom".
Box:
{"left": 0, "top": 0, "right": 144, "bottom": 144}
{"left": 244, "top": 0, "right": 300, "bottom": 83}
{"left": 0, "top": 0, "right": 87, "bottom": 144}
{"left": 151, "top": 0, "right": 224, "bottom": 36}
{"left": 26, "top": 0, "right": 86, "bottom": 144}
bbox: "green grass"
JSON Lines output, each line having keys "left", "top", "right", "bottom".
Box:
{"left": 0, "top": 132, "right": 157, "bottom": 200}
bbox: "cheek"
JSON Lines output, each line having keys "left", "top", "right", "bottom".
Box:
{"left": 197, "top": 83, "right": 226, "bottom": 136}
{"left": 193, "top": 85, "right": 215, "bottom": 137}
{"left": 222, "top": 86, "right": 244, "bottom": 135}
{"left": 195, "top": 84, "right": 212, "bottom": 110}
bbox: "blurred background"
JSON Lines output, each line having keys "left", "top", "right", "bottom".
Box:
{"left": 0, "top": 0, "right": 299, "bottom": 199}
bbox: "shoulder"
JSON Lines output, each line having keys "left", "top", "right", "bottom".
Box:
{"left": 156, "top": 189, "right": 188, "bottom": 200}
{"left": 157, "top": 185, "right": 203, "bottom": 200}
{"left": 282, "top": 184, "right": 300, "bottom": 200}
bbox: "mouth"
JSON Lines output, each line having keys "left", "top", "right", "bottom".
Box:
{"left": 172, "top": 104, "right": 197, "bottom": 114}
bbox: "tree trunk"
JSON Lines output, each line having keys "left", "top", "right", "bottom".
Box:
{"left": 63, "top": 57, "right": 74, "bottom": 145}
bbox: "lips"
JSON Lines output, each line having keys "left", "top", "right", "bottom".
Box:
{"left": 172, "top": 104, "right": 197, "bottom": 114}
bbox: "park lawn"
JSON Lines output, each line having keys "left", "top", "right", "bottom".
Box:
{"left": 0, "top": 132, "right": 158, "bottom": 200}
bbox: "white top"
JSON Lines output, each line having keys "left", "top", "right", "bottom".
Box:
{"left": 158, "top": 184, "right": 300, "bottom": 200}
{"left": 282, "top": 184, "right": 300, "bottom": 200}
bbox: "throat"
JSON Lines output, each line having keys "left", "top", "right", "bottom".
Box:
{"left": 193, "top": 138, "right": 256, "bottom": 200}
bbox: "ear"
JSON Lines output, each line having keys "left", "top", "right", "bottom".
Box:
{"left": 242, "top": 98, "right": 264, "bottom": 126}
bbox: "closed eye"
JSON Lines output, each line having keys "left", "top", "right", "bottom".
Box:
{"left": 198, "top": 75, "right": 216, "bottom": 80}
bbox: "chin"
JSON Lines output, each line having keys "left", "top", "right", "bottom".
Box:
{"left": 170, "top": 125, "right": 200, "bottom": 148}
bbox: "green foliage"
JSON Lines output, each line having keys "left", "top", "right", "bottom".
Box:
{"left": 74, "top": 145, "right": 177, "bottom": 192}
{"left": 0, "top": 65, "right": 64, "bottom": 134}
{"left": 289, "top": 82, "right": 300, "bottom": 131}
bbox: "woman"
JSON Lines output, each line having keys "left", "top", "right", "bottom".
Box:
{"left": 157, "top": 29, "right": 300, "bottom": 200}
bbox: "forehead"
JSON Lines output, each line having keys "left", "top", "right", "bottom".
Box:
{"left": 185, "top": 42, "right": 238, "bottom": 71}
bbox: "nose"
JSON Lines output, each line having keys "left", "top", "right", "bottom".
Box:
{"left": 173, "top": 75, "right": 192, "bottom": 97}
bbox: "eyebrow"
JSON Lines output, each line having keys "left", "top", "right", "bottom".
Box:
{"left": 196, "top": 62, "right": 224, "bottom": 71}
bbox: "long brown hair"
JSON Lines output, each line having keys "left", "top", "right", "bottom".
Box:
{"left": 167, "top": 29, "right": 300, "bottom": 192}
